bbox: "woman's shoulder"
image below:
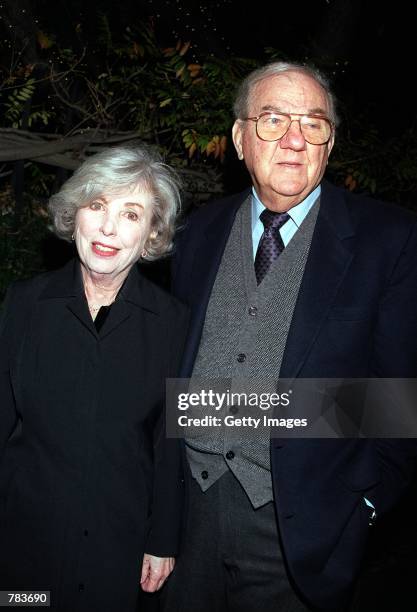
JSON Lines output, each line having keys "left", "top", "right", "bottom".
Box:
{"left": 131, "top": 265, "right": 189, "bottom": 332}
{"left": 3, "top": 269, "right": 56, "bottom": 308}
{"left": 138, "top": 269, "right": 188, "bottom": 317}
{"left": 1, "top": 259, "right": 80, "bottom": 327}
{"left": 3, "top": 270, "right": 47, "bottom": 304}
{"left": 0, "top": 270, "right": 52, "bottom": 341}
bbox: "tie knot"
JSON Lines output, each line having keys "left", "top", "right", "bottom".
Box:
{"left": 260, "top": 209, "right": 290, "bottom": 232}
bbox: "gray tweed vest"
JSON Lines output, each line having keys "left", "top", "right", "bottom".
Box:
{"left": 186, "top": 195, "right": 320, "bottom": 507}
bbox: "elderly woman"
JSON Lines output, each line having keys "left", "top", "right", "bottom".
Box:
{"left": 0, "top": 144, "right": 188, "bottom": 611}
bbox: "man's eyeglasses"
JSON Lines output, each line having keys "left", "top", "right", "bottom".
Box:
{"left": 242, "top": 112, "right": 334, "bottom": 145}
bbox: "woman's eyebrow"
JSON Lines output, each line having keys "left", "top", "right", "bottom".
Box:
{"left": 123, "top": 202, "right": 144, "bottom": 209}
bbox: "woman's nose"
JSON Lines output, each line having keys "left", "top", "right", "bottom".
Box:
{"left": 100, "top": 213, "right": 117, "bottom": 236}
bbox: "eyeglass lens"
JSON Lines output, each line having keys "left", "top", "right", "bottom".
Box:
{"left": 257, "top": 113, "right": 331, "bottom": 144}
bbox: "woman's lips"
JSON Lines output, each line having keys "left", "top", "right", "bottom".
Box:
{"left": 91, "top": 242, "right": 120, "bottom": 257}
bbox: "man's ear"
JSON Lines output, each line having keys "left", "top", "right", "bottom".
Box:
{"left": 327, "top": 131, "right": 335, "bottom": 158}
{"left": 232, "top": 120, "right": 244, "bottom": 160}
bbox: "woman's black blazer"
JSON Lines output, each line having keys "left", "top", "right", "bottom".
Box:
{"left": 0, "top": 258, "right": 189, "bottom": 612}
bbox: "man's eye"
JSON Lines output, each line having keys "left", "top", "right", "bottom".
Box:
{"left": 303, "top": 117, "right": 326, "bottom": 130}
{"left": 125, "top": 211, "right": 139, "bottom": 221}
{"left": 305, "top": 121, "right": 320, "bottom": 130}
{"left": 265, "top": 115, "right": 284, "bottom": 126}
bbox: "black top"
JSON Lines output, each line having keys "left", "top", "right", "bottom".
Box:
{"left": 93, "top": 304, "right": 111, "bottom": 332}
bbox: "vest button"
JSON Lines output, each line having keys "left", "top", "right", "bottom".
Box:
{"left": 201, "top": 470, "right": 209, "bottom": 480}
{"left": 237, "top": 353, "right": 246, "bottom": 363}
{"left": 248, "top": 305, "right": 258, "bottom": 316}
{"left": 226, "top": 450, "right": 235, "bottom": 460}
{"left": 229, "top": 405, "right": 239, "bottom": 415}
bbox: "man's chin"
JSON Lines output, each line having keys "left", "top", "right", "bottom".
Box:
{"left": 272, "top": 179, "right": 307, "bottom": 197}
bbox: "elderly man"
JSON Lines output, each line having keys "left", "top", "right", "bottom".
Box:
{"left": 162, "top": 62, "right": 417, "bottom": 611}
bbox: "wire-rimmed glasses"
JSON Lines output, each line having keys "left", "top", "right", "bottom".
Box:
{"left": 242, "top": 111, "right": 334, "bottom": 145}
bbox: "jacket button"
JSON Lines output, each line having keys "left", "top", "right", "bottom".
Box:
{"left": 226, "top": 451, "right": 235, "bottom": 460}
{"left": 78, "top": 583, "right": 85, "bottom": 592}
{"left": 229, "top": 405, "right": 239, "bottom": 415}
{"left": 83, "top": 529, "right": 89, "bottom": 537}
{"left": 237, "top": 353, "right": 246, "bottom": 363}
{"left": 201, "top": 470, "right": 209, "bottom": 480}
{"left": 248, "top": 305, "right": 258, "bottom": 316}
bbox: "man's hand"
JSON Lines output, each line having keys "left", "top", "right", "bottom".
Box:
{"left": 140, "top": 553, "right": 175, "bottom": 592}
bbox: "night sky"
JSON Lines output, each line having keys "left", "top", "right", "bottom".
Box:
{"left": 70, "top": 0, "right": 415, "bottom": 136}
{"left": 15, "top": 0, "right": 415, "bottom": 136}
{"left": 1, "top": 0, "right": 416, "bottom": 137}
{"left": 142, "top": 0, "right": 417, "bottom": 134}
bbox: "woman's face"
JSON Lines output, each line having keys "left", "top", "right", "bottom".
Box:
{"left": 74, "top": 189, "right": 154, "bottom": 282}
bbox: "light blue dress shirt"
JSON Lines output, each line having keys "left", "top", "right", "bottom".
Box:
{"left": 251, "top": 185, "right": 321, "bottom": 260}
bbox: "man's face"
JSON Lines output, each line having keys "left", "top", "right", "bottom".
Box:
{"left": 232, "top": 71, "right": 335, "bottom": 212}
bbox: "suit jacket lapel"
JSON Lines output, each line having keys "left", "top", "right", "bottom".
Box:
{"left": 280, "top": 182, "right": 356, "bottom": 378}
{"left": 179, "top": 190, "right": 249, "bottom": 376}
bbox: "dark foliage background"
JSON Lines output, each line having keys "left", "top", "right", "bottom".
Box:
{"left": 1, "top": 0, "right": 416, "bottom": 297}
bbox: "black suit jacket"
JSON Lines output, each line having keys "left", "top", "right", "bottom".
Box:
{"left": 0, "top": 259, "right": 189, "bottom": 612}
{"left": 171, "top": 180, "right": 417, "bottom": 610}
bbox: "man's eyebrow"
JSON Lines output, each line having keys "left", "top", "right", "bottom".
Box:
{"left": 259, "top": 104, "right": 329, "bottom": 116}
{"left": 259, "top": 104, "right": 283, "bottom": 113}
{"left": 308, "top": 107, "right": 330, "bottom": 116}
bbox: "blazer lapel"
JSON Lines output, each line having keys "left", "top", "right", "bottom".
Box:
{"left": 98, "top": 264, "right": 159, "bottom": 340}
{"left": 40, "top": 259, "right": 97, "bottom": 338}
{"left": 66, "top": 296, "right": 98, "bottom": 337}
{"left": 39, "top": 259, "right": 159, "bottom": 341}
{"left": 280, "top": 183, "right": 356, "bottom": 379}
{"left": 180, "top": 190, "right": 249, "bottom": 376}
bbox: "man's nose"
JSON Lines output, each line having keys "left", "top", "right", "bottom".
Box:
{"left": 279, "top": 120, "right": 306, "bottom": 150}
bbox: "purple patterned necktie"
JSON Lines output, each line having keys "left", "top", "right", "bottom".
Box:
{"left": 255, "top": 209, "right": 290, "bottom": 285}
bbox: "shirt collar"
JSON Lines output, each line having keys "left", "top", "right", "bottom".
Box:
{"left": 251, "top": 184, "right": 321, "bottom": 232}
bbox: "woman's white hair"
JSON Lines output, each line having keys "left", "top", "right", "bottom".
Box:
{"left": 48, "top": 142, "right": 182, "bottom": 261}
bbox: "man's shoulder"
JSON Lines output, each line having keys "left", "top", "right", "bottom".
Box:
{"left": 183, "top": 188, "right": 251, "bottom": 231}
{"left": 322, "top": 180, "right": 417, "bottom": 233}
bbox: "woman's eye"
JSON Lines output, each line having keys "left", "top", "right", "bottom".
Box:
{"left": 125, "top": 211, "right": 139, "bottom": 221}
{"left": 90, "top": 201, "right": 103, "bottom": 211}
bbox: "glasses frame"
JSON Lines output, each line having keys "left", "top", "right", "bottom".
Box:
{"left": 242, "top": 111, "right": 335, "bottom": 145}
